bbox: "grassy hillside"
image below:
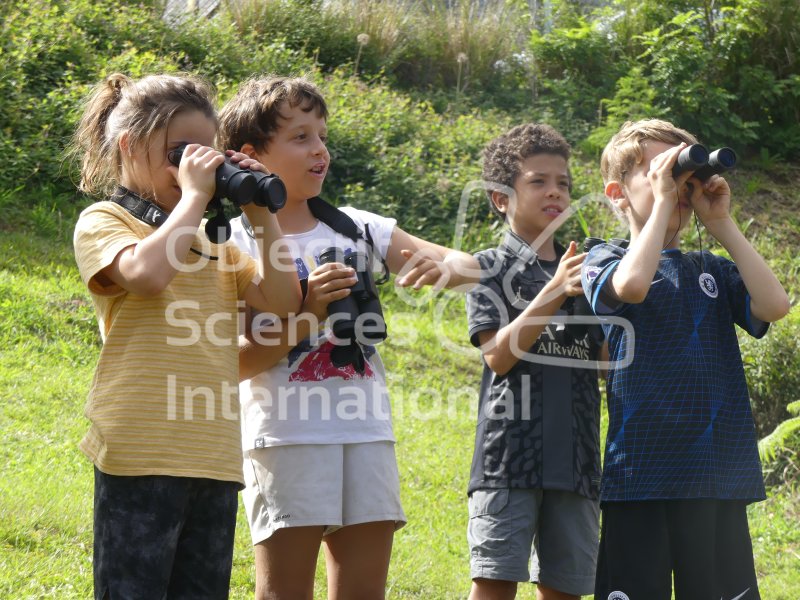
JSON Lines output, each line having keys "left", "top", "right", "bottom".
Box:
{"left": 1, "top": 180, "right": 798, "bottom": 597}
{"left": 1, "top": 0, "right": 799, "bottom": 595}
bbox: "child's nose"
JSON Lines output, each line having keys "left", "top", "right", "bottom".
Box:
{"left": 546, "top": 183, "right": 561, "bottom": 197}
{"left": 312, "top": 136, "right": 327, "bottom": 155}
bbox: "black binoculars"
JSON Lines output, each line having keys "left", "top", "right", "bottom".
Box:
{"left": 672, "top": 144, "right": 737, "bottom": 180}
{"left": 318, "top": 247, "right": 387, "bottom": 372}
{"left": 167, "top": 144, "right": 287, "bottom": 213}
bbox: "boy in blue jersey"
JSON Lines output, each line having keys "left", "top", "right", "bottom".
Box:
{"left": 582, "top": 118, "right": 791, "bottom": 600}
{"left": 466, "top": 123, "right": 605, "bottom": 600}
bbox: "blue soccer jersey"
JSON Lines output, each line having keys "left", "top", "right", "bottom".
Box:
{"left": 582, "top": 244, "right": 768, "bottom": 502}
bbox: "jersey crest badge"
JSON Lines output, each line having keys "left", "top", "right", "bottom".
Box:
{"left": 699, "top": 272, "right": 718, "bottom": 298}
{"left": 585, "top": 266, "right": 602, "bottom": 283}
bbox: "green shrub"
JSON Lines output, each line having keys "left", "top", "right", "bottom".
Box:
{"left": 321, "top": 71, "right": 514, "bottom": 246}
{"left": 740, "top": 309, "right": 800, "bottom": 439}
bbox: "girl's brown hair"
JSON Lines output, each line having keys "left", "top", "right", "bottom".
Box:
{"left": 68, "top": 72, "right": 217, "bottom": 198}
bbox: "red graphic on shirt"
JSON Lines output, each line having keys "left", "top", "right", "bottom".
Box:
{"left": 288, "top": 341, "right": 374, "bottom": 382}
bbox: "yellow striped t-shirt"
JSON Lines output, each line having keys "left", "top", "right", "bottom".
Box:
{"left": 73, "top": 201, "right": 257, "bottom": 484}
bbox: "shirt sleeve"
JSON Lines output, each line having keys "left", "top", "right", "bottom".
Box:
{"left": 465, "top": 251, "right": 507, "bottom": 347}
{"left": 713, "top": 252, "right": 769, "bottom": 339}
{"left": 223, "top": 240, "right": 260, "bottom": 299}
{"left": 73, "top": 203, "right": 143, "bottom": 297}
{"left": 338, "top": 206, "right": 397, "bottom": 259}
{"left": 581, "top": 243, "right": 627, "bottom": 316}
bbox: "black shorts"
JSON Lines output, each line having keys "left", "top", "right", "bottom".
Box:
{"left": 594, "top": 499, "right": 760, "bottom": 600}
{"left": 93, "top": 467, "right": 239, "bottom": 600}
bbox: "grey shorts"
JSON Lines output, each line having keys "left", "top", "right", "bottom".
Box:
{"left": 467, "top": 488, "right": 600, "bottom": 596}
{"left": 243, "top": 442, "right": 406, "bottom": 545}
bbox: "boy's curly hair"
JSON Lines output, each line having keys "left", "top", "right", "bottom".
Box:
{"left": 482, "top": 123, "right": 571, "bottom": 220}
{"left": 217, "top": 75, "right": 328, "bottom": 153}
{"left": 601, "top": 118, "right": 698, "bottom": 185}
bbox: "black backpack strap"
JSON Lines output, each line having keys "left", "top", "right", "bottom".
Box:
{"left": 308, "top": 197, "right": 390, "bottom": 284}
{"left": 308, "top": 196, "right": 362, "bottom": 240}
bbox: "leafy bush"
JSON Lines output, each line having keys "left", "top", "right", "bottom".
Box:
{"left": 740, "top": 309, "right": 800, "bottom": 439}
{"left": 321, "top": 71, "right": 513, "bottom": 246}
{"left": 759, "top": 401, "right": 800, "bottom": 487}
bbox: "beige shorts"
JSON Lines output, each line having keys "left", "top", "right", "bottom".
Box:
{"left": 242, "top": 441, "right": 407, "bottom": 545}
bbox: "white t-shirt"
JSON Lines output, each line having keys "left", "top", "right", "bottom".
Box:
{"left": 230, "top": 206, "right": 397, "bottom": 450}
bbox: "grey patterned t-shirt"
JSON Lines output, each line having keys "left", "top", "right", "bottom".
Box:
{"left": 466, "top": 231, "right": 603, "bottom": 499}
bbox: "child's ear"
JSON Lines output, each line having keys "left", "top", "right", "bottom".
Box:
{"left": 119, "top": 131, "right": 131, "bottom": 156}
{"left": 239, "top": 143, "right": 260, "bottom": 160}
{"left": 490, "top": 190, "right": 509, "bottom": 215}
{"left": 605, "top": 181, "right": 628, "bottom": 210}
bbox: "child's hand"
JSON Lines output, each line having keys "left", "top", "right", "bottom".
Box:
{"left": 172, "top": 143, "right": 224, "bottom": 205}
{"left": 647, "top": 142, "right": 690, "bottom": 205}
{"left": 225, "top": 149, "right": 268, "bottom": 173}
{"left": 302, "top": 262, "right": 358, "bottom": 320}
{"left": 690, "top": 174, "right": 732, "bottom": 230}
{"left": 395, "top": 248, "right": 451, "bottom": 291}
{"left": 551, "top": 241, "right": 586, "bottom": 297}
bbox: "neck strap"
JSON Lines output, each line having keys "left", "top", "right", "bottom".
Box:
{"left": 110, "top": 187, "right": 170, "bottom": 227}
{"left": 109, "top": 187, "right": 219, "bottom": 259}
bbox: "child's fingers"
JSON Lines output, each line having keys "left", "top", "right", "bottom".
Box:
{"left": 560, "top": 251, "right": 587, "bottom": 267}
{"left": 311, "top": 262, "right": 351, "bottom": 276}
{"left": 399, "top": 260, "right": 436, "bottom": 288}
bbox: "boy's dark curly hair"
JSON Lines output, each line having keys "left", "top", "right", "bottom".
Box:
{"left": 482, "top": 123, "right": 571, "bottom": 220}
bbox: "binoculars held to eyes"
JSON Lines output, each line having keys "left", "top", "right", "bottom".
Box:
{"left": 671, "top": 144, "right": 737, "bottom": 180}
{"left": 318, "top": 247, "right": 387, "bottom": 373}
{"left": 167, "top": 144, "right": 287, "bottom": 213}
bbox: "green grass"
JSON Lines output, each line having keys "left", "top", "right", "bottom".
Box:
{"left": 1, "top": 218, "right": 799, "bottom": 599}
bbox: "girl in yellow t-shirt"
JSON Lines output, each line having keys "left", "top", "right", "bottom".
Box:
{"left": 69, "top": 72, "right": 301, "bottom": 599}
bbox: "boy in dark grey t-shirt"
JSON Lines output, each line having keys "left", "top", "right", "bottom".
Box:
{"left": 465, "top": 124, "right": 605, "bottom": 600}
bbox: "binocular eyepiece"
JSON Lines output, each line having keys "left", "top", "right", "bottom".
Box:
{"left": 672, "top": 144, "right": 737, "bottom": 180}
{"left": 168, "top": 144, "right": 287, "bottom": 213}
{"left": 317, "top": 247, "right": 387, "bottom": 373}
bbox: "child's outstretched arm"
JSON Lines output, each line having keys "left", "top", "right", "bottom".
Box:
{"left": 479, "top": 242, "right": 585, "bottom": 377}
{"left": 691, "top": 174, "right": 791, "bottom": 322}
{"left": 607, "top": 143, "right": 687, "bottom": 304}
{"left": 385, "top": 227, "right": 481, "bottom": 291}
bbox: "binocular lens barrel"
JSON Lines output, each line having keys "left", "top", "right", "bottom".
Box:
{"left": 252, "top": 171, "right": 288, "bottom": 213}
{"left": 318, "top": 247, "right": 387, "bottom": 345}
{"left": 217, "top": 166, "right": 258, "bottom": 204}
{"left": 671, "top": 144, "right": 736, "bottom": 181}
{"left": 672, "top": 144, "right": 709, "bottom": 177}
{"left": 693, "top": 147, "right": 737, "bottom": 181}
{"left": 583, "top": 237, "right": 606, "bottom": 253}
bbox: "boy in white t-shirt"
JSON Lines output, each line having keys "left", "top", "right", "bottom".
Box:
{"left": 219, "top": 76, "right": 479, "bottom": 599}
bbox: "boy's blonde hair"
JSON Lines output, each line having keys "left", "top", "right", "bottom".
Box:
{"left": 601, "top": 119, "right": 698, "bottom": 185}
{"left": 217, "top": 75, "right": 328, "bottom": 153}
{"left": 68, "top": 72, "right": 217, "bottom": 198}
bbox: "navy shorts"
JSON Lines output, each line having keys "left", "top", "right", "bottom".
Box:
{"left": 93, "top": 467, "right": 239, "bottom": 600}
{"left": 595, "top": 499, "right": 760, "bottom": 600}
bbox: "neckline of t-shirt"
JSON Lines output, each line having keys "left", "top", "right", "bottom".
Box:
{"left": 283, "top": 220, "right": 325, "bottom": 239}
